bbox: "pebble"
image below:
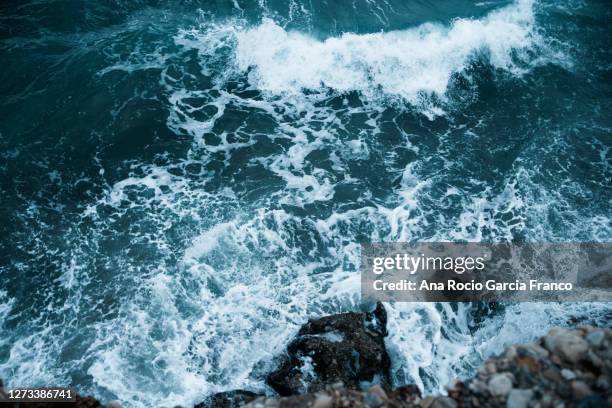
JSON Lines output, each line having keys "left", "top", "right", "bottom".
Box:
{"left": 446, "top": 379, "right": 461, "bottom": 392}
{"left": 430, "top": 396, "right": 457, "bottom": 408}
{"left": 505, "top": 346, "right": 517, "bottom": 360}
{"left": 331, "top": 382, "right": 344, "bottom": 389}
{"left": 544, "top": 328, "right": 589, "bottom": 364}
{"left": 507, "top": 389, "right": 534, "bottom": 408}
{"left": 561, "top": 369, "right": 576, "bottom": 381}
{"left": 587, "top": 350, "right": 604, "bottom": 368}
{"left": 542, "top": 367, "right": 563, "bottom": 383}
{"left": 364, "top": 385, "right": 389, "bottom": 408}
{"left": 571, "top": 381, "right": 593, "bottom": 399}
{"left": 364, "top": 392, "right": 384, "bottom": 407}
{"left": 488, "top": 373, "right": 513, "bottom": 397}
{"left": 585, "top": 330, "right": 605, "bottom": 348}
{"left": 312, "top": 393, "right": 333, "bottom": 408}
{"left": 420, "top": 396, "right": 435, "bottom": 408}
{"left": 596, "top": 375, "right": 610, "bottom": 390}
{"left": 527, "top": 342, "right": 550, "bottom": 358}
{"left": 368, "top": 385, "right": 388, "bottom": 400}
{"left": 540, "top": 393, "right": 553, "bottom": 406}
{"left": 264, "top": 398, "right": 280, "bottom": 408}
{"left": 468, "top": 379, "right": 489, "bottom": 394}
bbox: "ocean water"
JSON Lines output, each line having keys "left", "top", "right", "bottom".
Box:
{"left": 0, "top": 0, "right": 610, "bottom": 406}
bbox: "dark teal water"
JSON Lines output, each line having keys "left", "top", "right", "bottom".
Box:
{"left": 0, "top": 1, "right": 610, "bottom": 407}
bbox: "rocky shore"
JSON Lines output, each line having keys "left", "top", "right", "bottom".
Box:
{"left": 199, "top": 303, "right": 611, "bottom": 408}
{"left": 2, "top": 303, "right": 610, "bottom": 408}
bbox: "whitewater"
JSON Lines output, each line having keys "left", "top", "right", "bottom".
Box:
{"left": 0, "top": 0, "right": 610, "bottom": 407}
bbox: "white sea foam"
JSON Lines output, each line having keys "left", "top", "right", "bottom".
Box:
{"left": 0, "top": 323, "right": 64, "bottom": 389}
{"left": 0, "top": 291, "right": 12, "bottom": 323}
{"left": 0, "top": 290, "right": 15, "bottom": 349}
{"left": 232, "top": 0, "right": 538, "bottom": 106}
{"left": 385, "top": 301, "right": 611, "bottom": 392}
{"left": 1, "top": 1, "right": 607, "bottom": 408}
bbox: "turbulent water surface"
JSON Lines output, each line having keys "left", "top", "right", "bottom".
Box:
{"left": 0, "top": 0, "right": 611, "bottom": 406}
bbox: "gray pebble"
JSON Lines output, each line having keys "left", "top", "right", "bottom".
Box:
{"left": 561, "top": 369, "right": 576, "bottom": 380}
{"left": 507, "top": 389, "right": 534, "bottom": 408}
{"left": 586, "top": 330, "right": 605, "bottom": 348}
{"left": 489, "top": 373, "right": 513, "bottom": 397}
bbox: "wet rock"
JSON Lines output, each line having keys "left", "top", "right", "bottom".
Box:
{"left": 461, "top": 326, "right": 611, "bottom": 408}
{"left": 72, "top": 396, "right": 106, "bottom": 408}
{"left": 506, "top": 389, "right": 533, "bottom": 408}
{"left": 445, "top": 380, "right": 464, "bottom": 401}
{"left": 544, "top": 327, "right": 589, "bottom": 364}
{"left": 488, "top": 361, "right": 499, "bottom": 373}
{"left": 367, "top": 384, "right": 388, "bottom": 403}
{"left": 542, "top": 367, "right": 564, "bottom": 383}
{"left": 588, "top": 350, "right": 604, "bottom": 369}
{"left": 561, "top": 369, "right": 576, "bottom": 380}
{"left": 363, "top": 391, "right": 384, "bottom": 407}
{"left": 522, "top": 342, "right": 549, "bottom": 359}
{"left": 505, "top": 346, "right": 517, "bottom": 360}
{"left": 585, "top": 330, "right": 605, "bottom": 348}
{"left": 488, "top": 373, "right": 513, "bottom": 397}
{"left": 596, "top": 375, "right": 610, "bottom": 390}
{"left": 429, "top": 396, "right": 457, "bottom": 408}
{"left": 576, "top": 396, "right": 610, "bottom": 408}
{"left": 387, "top": 384, "right": 421, "bottom": 405}
{"left": 312, "top": 393, "right": 333, "bottom": 408}
{"left": 6, "top": 323, "right": 611, "bottom": 408}
{"left": 195, "top": 390, "right": 261, "bottom": 408}
{"left": 246, "top": 394, "right": 315, "bottom": 408}
{"left": 571, "top": 381, "right": 593, "bottom": 399}
{"left": 468, "top": 379, "right": 489, "bottom": 395}
{"left": 266, "top": 302, "right": 391, "bottom": 395}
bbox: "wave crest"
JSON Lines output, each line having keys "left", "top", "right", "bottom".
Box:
{"left": 231, "top": 0, "right": 540, "bottom": 106}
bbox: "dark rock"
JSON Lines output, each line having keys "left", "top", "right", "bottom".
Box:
{"left": 429, "top": 396, "right": 457, "bottom": 408}
{"left": 247, "top": 394, "right": 315, "bottom": 408}
{"left": 266, "top": 302, "right": 392, "bottom": 396}
{"left": 387, "top": 384, "right": 421, "bottom": 404}
{"left": 243, "top": 384, "right": 419, "bottom": 408}
{"left": 252, "top": 325, "right": 610, "bottom": 408}
{"left": 195, "top": 390, "right": 261, "bottom": 408}
{"left": 571, "top": 380, "right": 594, "bottom": 399}
{"left": 575, "top": 395, "right": 612, "bottom": 408}
{"left": 362, "top": 391, "right": 384, "bottom": 407}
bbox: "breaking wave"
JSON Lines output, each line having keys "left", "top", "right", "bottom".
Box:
{"left": 0, "top": 0, "right": 609, "bottom": 407}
